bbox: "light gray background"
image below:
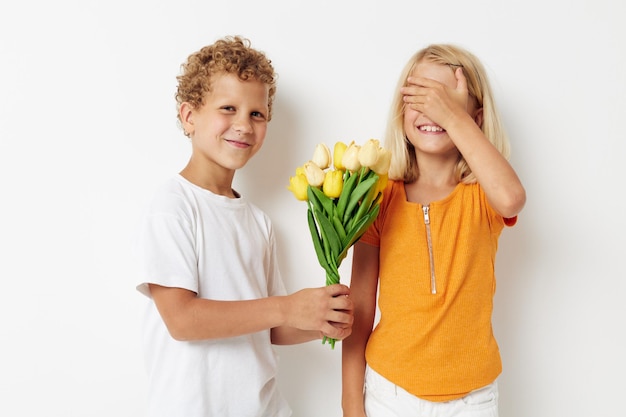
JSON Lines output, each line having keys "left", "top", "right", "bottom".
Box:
{"left": 1, "top": 1, "right": 624, "bottom": 416}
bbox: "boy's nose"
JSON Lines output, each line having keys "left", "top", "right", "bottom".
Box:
{"left": 233, "top": 117, "right": 253, "bottom": 134}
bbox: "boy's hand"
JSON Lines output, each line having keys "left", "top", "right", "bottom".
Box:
{"left": 284, "top": 284, "right": 354, "bottom": 340}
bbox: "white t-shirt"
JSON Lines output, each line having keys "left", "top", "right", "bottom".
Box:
{"left": 136, "top": 175, "right": 291, "bottom": 417}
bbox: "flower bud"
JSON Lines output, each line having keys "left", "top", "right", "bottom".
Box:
{"left": 311, "top": 143, "right": 331, "bottom": 169}
{"left": 358, "top": 139, "right": 380, "bottom": 168}
{"left": 303, "top": 161, "right": 325, "bottom": 187}
{"left": 287, "top": 173, "right": 309, "bottom": 201}
{"left": 323, "top": 169, "right": 344, "bottom": 199}
{"left": 333, "top": 141, "right": 347, "bottom": 171}
{"left": 370, "top": 147, "right": 392, "bottom": 175}
{"left": 342, "top": 142, "right": 361, "bottom": 172}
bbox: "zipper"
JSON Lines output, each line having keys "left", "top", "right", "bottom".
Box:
{"left": 422, "top": 205, "right": 437, "bottom": 294}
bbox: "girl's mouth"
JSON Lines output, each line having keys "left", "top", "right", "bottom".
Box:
{"left": 418, "top": 125, "right": 444, "bottom": 133}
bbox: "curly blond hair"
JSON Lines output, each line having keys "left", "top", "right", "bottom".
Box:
{"left": 175, "top": 36, "right": 277, "bottom": 136}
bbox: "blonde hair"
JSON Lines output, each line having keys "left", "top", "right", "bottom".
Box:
{"left": 385, "top": 44, "right": 510, "bottom": 183}
{"left": 175, "top": 36, "right": 277, "bottom": 136}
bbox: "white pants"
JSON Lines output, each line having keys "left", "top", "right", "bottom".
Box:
{"left": 364, "top": 365, "right": 499, "bottom": 417}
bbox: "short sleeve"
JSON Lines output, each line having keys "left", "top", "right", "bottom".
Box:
{"left": 136, "top": 211, "right": 199, "bottom": 298}
{"left": 503, "top": 216, "right": 518, "bottom": 227}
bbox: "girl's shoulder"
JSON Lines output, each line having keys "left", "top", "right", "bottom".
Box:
{"left": 379, "top": 179, "right": 405, "bottom": 204}
{"left": 385, "top": 179, "right": 405, "bottom": 195}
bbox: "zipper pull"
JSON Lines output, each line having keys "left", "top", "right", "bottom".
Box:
{"left": 422, "top": 205, "right": 437, "bottom": 294}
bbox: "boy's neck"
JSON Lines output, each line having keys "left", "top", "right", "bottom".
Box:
{"left": 180, "top": 165, "right": 238, "bottom": 198}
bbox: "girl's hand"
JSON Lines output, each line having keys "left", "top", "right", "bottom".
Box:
{"left": 401, "top": 67, "right": 471, "bottom": 130}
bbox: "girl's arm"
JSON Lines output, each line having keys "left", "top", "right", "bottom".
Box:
{"left": 149, "top": 283, "right": 353, "bottom": 342}
{"left": 403, "top": 67, "right": 526, "bottom": 218}
{"left": 342, "top": 242, "right": 380, "bottom": 417}
{"left": 444, "top": 110, "right": 526, "bottom": 218}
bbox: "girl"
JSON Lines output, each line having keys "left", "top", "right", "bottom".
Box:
{"left": 342, "top": 44, "right": 526, "bottom": 417}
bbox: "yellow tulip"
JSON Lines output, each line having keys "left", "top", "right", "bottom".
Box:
{"left": 370, "top": 147, "right": 392, "bottom": 175}
{"left": 323, "top": 169, "right": 344, "bottom": 198}
{"left": 312, "top": 143, "right": 331, "bottom": 169}
{"left": 375, "top": 173, "right": 389, "bottom": 195}
{"left": 342, "top": 142, "right": 361, "bottom": 172}
{"left": 287, "top": 173, "right": 309, "bottom": 201}
{"left": 303, "top": 161, "right": 325, "bottom": 187}
{"left": 358, "top": 138, "right": 380, "bottom": 168}
{"left": 333, "top": 141, "right": 347, "bottom": 171}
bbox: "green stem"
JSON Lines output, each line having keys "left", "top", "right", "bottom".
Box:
{"left": 322, "top": 268, "right": 340, "bottom": 349}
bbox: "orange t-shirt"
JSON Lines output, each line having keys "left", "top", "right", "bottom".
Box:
{"left": 360, "top": 180, "right": 516, "bottom": 401}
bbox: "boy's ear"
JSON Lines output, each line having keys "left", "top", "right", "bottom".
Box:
{"left": 179, "top": 102, "right": 195, "bottom": 135}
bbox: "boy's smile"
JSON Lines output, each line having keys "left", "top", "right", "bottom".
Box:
{"left": 179, "top": 73, "right": 270, "bottom": 195}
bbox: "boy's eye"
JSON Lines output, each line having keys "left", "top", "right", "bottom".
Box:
{"left": 251, "top": 111, "right": 265, "bottom": 119}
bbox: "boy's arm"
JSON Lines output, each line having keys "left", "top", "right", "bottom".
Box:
{"left": 149, "top": 283, "right": 353, "bottom": 342}
{"left": 269, "top": 326, "right": 321, "bottom": 345}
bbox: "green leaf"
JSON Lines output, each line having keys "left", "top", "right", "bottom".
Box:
{"left": 335, "top": 171, "right": 359, "bottom": 219}
{"left": 307, "top": 208, "right": 331, "bottom": 272}
{"left": 332, "top": 211, "right": 347, "bottom": 242}
{"left": 314, "top": 207, "right": 343, "bottom": 260}
{"left": 338, "top": 203, "right": 380, "bottom": 261}
{"left": 308, "top": 186, "right": 334, "bottom": 218}
{"left": 350, "top": 184, "right": 380, "bottom": 230}
{"left": 326, "top": 256, "right": 340, "bottom": 281}
{"left": 343, "top": 175, "right": 379, "bottom": 224}
{"left": 312, "top": 207, "right": 335, "bottom": 267}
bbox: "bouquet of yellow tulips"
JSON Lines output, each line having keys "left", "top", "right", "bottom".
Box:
{"left": 287, "top": 139, "right": 391, "bottom": 348}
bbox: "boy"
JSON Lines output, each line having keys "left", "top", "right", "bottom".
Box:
{"left": 136, "top": 36, "right": 354, "bottom": 417}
